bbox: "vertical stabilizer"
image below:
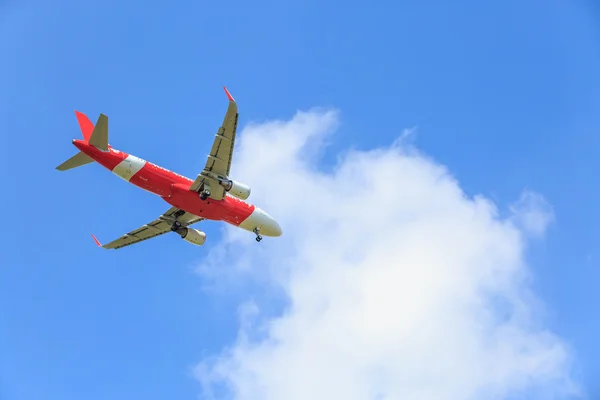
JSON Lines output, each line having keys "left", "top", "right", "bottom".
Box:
{"left": 74, "top": 111, "right": 94, "bottom": 142}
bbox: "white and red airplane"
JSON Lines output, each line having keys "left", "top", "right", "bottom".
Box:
{"left": 56, "top": 87, "right": 282, "bottom": 249}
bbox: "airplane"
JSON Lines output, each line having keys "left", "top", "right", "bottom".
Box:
{"left": 56, "top": 87, "right": 282, "bottom": 250}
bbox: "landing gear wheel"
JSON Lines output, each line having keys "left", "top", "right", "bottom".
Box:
{"left": 253, "top": 227, "right": 262, "bottom": 242}
{"left": 170, "top": 220, "right": 182, "bottom": 232}
{"left": 200, "top": 190, "right": 211, "bottom": 200}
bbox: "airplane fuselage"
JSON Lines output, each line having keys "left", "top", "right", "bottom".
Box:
{"left": 73, "top": 139, "right": 282, "bottom": 237}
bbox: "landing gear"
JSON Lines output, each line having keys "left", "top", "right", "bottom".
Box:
{"left": 253, "top": 227, "right": 263, "bottom": 242}
{"left": 170, "top": 220, "right": 183, "bottom": 232}
{"left": 173, "top": 209, "right": 186, "bottom": 218}
{"left": 200, "top": 183, "right": 211, "bottom": 201}
{"left": 200, "top": 189, "right": 211, "bottom": 200}
{"left": 168, "top": 212, "right": 190, "bottom": 238}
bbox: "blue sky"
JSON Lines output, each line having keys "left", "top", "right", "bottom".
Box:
{"left": 1, "top": 0, "right": 599, "bottom": 399}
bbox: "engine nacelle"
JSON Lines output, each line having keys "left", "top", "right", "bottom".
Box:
{"left": 219, "top": 179, "right": 251, "bottom": 200}
{"left": 181, "top": 228, "right": 207, "bottom": 246}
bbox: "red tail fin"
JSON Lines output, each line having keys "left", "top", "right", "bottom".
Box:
{"left": 74, "top": 111, "right": 94, "bottom": 142}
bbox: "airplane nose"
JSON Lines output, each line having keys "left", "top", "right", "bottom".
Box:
{"left": 250, "top": 207, "right": 282, "bottom": 237}
{"left": 271, "top": 220, "right": 282, "bottom": 237}
{"left": 262, "top": 217, "right": 282, "bottom": 237}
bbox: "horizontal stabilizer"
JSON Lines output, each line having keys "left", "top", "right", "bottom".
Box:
{"left": 55, "top": 151, "right": 94, "bottom": 171}
{"left": 89, "top": 114, "right": 108, "bottom": 151}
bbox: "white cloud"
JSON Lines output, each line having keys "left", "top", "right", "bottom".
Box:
{"left": 194, "top": 109, "right": 581, "bottom": 400}
{"left": 509, "top": 190, "right": 555, "bottom": 238}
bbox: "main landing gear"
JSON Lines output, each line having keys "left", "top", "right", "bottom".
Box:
{"left": 253, "top": 227, "right": 263, "bottom": 242}
{"left": 170, "top": 220, "right": 182, "bottom": 231}
{"left": 170, "top": 209, "right": 186, "bottom": 234}
{"left": 200, "top": 183, "right": 211, "bottom": 201}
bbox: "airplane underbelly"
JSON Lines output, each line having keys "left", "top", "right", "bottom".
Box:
{"left": 111, "top": 157, "right": 172, "bottom": 196}
{"left": 163, "top": 186, "right": 254, "bottom": 222}
{"left": 130, "top": 172, "right": 172, "bottom": 196}
{"left": 112, "top": 154, "right": 146, "bottom": 181}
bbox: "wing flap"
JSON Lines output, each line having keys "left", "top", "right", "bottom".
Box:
{"left": 95, "top": 207, "right": 204, "bottom": 250}
{"left": 101, "top": 220, "right": 170, "bottom": 249}
{"left": 189, "top": 88, "right": 239, "bottom": 200}
{"left": 205, "top": 103, "right": 238, "bottom": 177}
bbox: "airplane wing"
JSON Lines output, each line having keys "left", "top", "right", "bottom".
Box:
{"left": 93, "top": 207, "right": 204, "bottom": 250}
{"left": 189, "top": 87, "right": 239, "bottom": 200}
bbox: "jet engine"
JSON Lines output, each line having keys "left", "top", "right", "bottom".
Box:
{"left": 219, "top": 179, "right": 251, "bottom": 200}
{"left": 180, "top": 228, "right": 207, "bottom": 246}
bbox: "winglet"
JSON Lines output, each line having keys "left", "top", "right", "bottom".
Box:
{"left": 223, "top": 86, "right": 235, "bottom": 102}
{"left": 91, "top": 234, "right": 103, "bottom": 248}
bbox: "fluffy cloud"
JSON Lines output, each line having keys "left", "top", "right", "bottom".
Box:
{"left": 194, "top": 109, "right": 580, "bottom": 400}
{"left": 509, "top": 190, "right": 555, "bottom": 238}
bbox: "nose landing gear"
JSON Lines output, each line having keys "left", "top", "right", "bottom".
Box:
{"left": 253, "top": 227, "right": 263, "bottom": 242}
